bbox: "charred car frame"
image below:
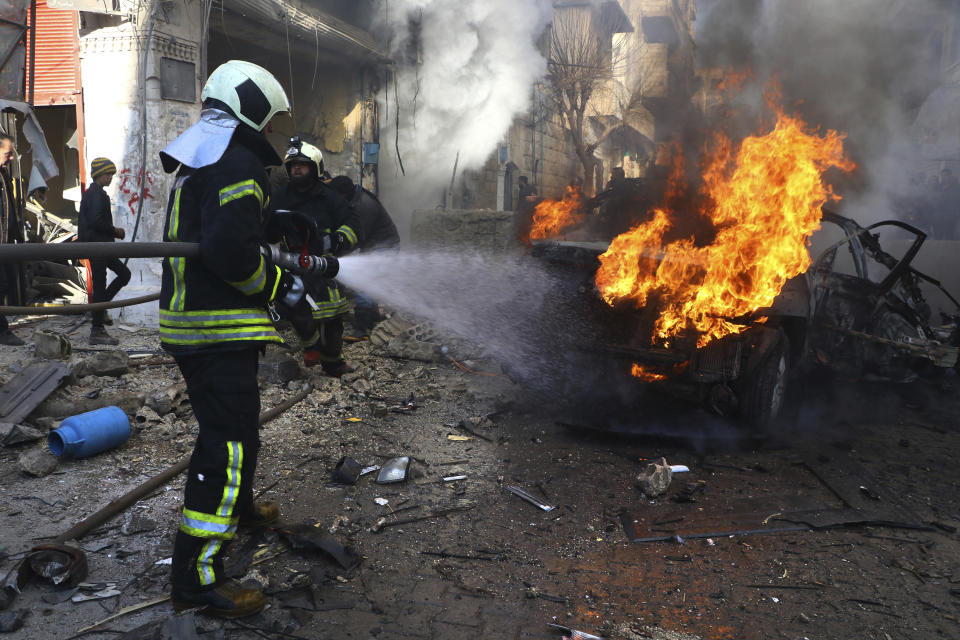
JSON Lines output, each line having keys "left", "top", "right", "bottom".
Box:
{"left": 532, "top": 211, "right": 960, "bottom": 427}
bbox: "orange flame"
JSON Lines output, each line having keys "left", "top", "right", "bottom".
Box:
{"left": 631, "top": 363, "right": 667, "bottom": 382}
{"left": 528, "top": 184, "right": 585, "bottom": 240}
{"left": 596, "top": 99, "right": 854, "bottom": 347}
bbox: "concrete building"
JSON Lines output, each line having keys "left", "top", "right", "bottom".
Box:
{"left": 19, "top": 0, "right": 387, "bottom": 324}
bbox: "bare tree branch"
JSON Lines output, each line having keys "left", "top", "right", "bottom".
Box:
{"left": 543, "top": 5, "right": 643, "bottom": 195}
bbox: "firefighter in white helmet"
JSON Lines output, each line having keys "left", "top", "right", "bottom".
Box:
{"left": 157, "top": 60, "right": 334, "bottom": 618}
{"left": 269, "top": 136, "right": 361, "bottom": 376}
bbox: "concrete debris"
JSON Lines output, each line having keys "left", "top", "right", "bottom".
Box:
{"left": 33, "top": 331, "right": 71, "bottom": 359}
{"left": 0, "top": 610, "right": 27, "bottom": 633}
{"left": 635, "top": 457, "right": 674, "bottom": 498}
{"left": 146, "top": 382, "right": 188, "bottom": 416}
{"left": 70, "top": 350, "right": 130, "bottom": 378}
{"left": 312, "top": 389, "right": 338, "bottom": 406}
{"left": 606, "top": 623, "right": 701, "bottom": 640}
{"left": 370, "top": 316, "right": 444, "bottom": 362}
{"left": 17, "top": 448, "right": 59, "bottom": 477}
{"left": 0, "top": 423, "right": 44, "bottom": 446}
{"left": 34, "top": 391, "right": 144, "bottom": 419}
{"left": 134, "top": 406, "right": 164, "bottom": 425}
{"left": 120, "top": 512, "right": 157, "bottom": 536}
{"left": 259, "top": 351, "right": 302, "bottom": 386}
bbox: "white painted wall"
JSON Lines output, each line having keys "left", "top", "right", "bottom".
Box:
{"left": 79, "top": 1, "right": 204, "bottom": 326}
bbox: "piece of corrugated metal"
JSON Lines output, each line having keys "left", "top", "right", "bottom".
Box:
{"left": 0, "top": 361, "right": 71, "bottom": 425}
{"left": 26, "top": 0, "right": 80, "bottom": 105}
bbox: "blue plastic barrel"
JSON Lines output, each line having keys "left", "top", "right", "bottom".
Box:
{"left": 48, "top": 406, "right": 131, "bottom": 459}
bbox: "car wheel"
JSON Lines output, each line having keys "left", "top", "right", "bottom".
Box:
{"left": 740, "top": 331, "right": 789, "bottom": 429}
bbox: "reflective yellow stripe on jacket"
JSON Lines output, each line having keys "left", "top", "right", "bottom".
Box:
{"left": 226, "top": 255, "right": 278, "bottom": 298}
{"left": 218, "top": 179, "right": 264, "bottom": 207}
{"left": 160, "top": 308, "right": 281, "bottom": 346}
{"left": 166, "top": 179, "right": 188, "bottom": 311}
{"left": 336, "top": 224, "right": 358, "bottom": 247}
{"left": 311, "top": 286, "right": 350, "bottom": 320}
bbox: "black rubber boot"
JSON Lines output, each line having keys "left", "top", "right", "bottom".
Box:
{"left": 89, "top": 326, "right": 119, "bottom": 346}
{"left": 171, "top": 580, "right": 266, "bottom": 618}
{"left": 238, "top": 501, "right": 280, "bottom": 528}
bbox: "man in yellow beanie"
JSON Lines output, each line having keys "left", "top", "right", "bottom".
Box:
{"left": 79, "top": 157, "right": 129, "bottom": 345}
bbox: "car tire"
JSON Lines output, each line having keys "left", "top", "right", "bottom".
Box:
{"left": 740, "top": 331, "right": 789, "bottom": 429}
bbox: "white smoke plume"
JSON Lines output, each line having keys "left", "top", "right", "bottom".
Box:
{"left": 375, "top": 0, "right": 554, "bottom": 230}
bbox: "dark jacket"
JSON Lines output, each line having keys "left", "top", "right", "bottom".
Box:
{"left": 78, "top": 182, "right": 115, "bottom": 242}
{"left": 159, "top": 127, "right": 286, "bottom": 354}
{"left": 272, "top": 180, "right": 360, "bottom": 320}
{"left": 350, "top": 186, "right": 399, "bottom": 251}
{"left": 272, "top": 180, "right": 360, "bottom": 255}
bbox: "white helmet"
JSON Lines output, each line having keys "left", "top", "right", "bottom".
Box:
{"left": 201, "top": 60, "right": 290, "bottom": 131}
{"left": 284, "top": 137, "right": 324, "bottom": 176}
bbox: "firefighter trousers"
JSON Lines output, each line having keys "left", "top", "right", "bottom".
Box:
{"left": 286, "top": 298, "right": 345, "bottom": 364}
{"left": 170, "top": 348, "right": 261, "bottom": 591}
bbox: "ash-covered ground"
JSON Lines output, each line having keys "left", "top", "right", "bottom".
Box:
{"left": 1, "top": 311, "right": 958, "bottom": 640}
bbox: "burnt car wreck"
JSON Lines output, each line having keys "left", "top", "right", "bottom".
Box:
{"left": 533, "top": 211, "right": 960, "bottom": 427}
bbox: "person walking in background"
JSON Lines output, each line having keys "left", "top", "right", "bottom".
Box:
{"left": 0, "top": 134, "right": 24, "bottom": 346}
{"left": 78, "top": 157, "right": 130, "bottom": 345}
{"left": 327, "top": 175, "right": 399, "bottom": 340}
{"left": 514, "top": 174, "right": 540, "bottom": 246}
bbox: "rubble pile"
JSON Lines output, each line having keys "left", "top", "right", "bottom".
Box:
{"left": 0, "top": 311, "right": 958, "bottom": 639}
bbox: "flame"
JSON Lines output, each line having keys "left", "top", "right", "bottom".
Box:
{"left": 596, "top": 98, "right": 854, "bottom": 347}
{"left": 631, "top": 363, "right": 667, "bottom": 382}
{"left": 716, "top": 67, "right": 755, "bottom": 93}
{"left": 528, "top": 183, "right": 585, "bottom": 240}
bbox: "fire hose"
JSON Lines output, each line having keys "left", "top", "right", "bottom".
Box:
{"left": 0, "top": 242, "right": 338, "bottom": 315}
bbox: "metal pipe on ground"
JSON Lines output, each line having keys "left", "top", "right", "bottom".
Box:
{"left": 0, "top": 242, "right": 201, "bottom": 263}
{"left": 52, "top": 386, "right": 313, "bottom": 545}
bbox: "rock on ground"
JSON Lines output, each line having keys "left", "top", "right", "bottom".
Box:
{"left": 17, "top": 448, "right": 59, "bottom": 477}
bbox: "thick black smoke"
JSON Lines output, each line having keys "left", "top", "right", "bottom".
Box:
{"left": 695, "top": 0, "right": 953, "bottom": 221}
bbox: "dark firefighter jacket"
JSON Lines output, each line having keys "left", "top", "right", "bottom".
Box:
{"left": 349, "top": 186, "right": 399, "bottom": 251}
{"left": 159, "top": 127, "right": 286, "bottom": 354}
{"left": 271, "top": 180, "right": 359, "bottom": 320}
{"left": 78, "top": 182, "right": 115, "bottom": 242}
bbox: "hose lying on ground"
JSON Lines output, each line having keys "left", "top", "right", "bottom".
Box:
{"left": 0, "top": 241, "right": 200, "bottom": 263}
{"left": 0, "top": 293, "right": 161, "bottom": 316}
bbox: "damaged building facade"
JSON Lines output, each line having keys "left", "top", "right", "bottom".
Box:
{"left": 456, "top": 0, "right": 696, "bottom": 210}
{"left": 5, "top": 0, "right": 388, "bottom": 323}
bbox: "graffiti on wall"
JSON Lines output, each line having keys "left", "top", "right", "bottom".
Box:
{"left": 116, "top": 167, "right": 156, "bottom": 216}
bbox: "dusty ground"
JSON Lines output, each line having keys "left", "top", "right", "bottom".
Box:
{"left": 1, "top": 312, "right": 959, "bottom": 640}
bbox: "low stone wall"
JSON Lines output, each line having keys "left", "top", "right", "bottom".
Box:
{"left": 410, "top": 208, "right": 519, "bottom": 252}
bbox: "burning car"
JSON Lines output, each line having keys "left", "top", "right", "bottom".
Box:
{"left": 532, "top": 211, "right": 960, "bottom": 427}
{"left": 524, "top": 100, "right": 959, "bottom": 427}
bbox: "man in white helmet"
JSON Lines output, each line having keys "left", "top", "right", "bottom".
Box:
{"left": 157, "top": 60, "right": 331, "bottom": 617}
{"left": 270, "top": 136, "right": 360, "bottom": 376}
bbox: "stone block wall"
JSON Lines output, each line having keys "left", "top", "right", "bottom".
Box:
{"left": 410, "top": 208, "right": 518, "bottom": 253}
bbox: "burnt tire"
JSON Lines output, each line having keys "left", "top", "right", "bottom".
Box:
{"left": 740, "top": 331, "right": 789, "bottom": 429}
